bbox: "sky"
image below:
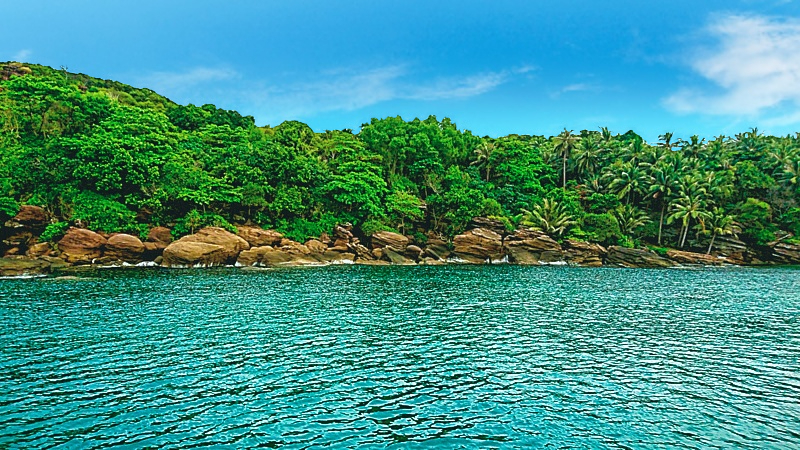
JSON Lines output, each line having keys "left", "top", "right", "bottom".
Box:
{"left": 2, "top": 0, "right": 800, "bottom": 142}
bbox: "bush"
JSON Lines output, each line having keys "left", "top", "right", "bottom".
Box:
{"left": 275, "top": 212, "right": 344, "bottom": 243}
{"left": 580, "top": 213, "right": 621, "bottom": 245}
{"left": 360, "top": 219, "right": 395, "bottom": 237}
{"left": 40, "top": 221, "right": 70, "bottom": 242}
{"left": 172, "top": 210, "right": 237, "bottom": 238}
{"left": 71, "top": 192, "right": 136, "bottom": 233}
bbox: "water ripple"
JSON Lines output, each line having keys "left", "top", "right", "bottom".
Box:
{"left": 1, "top": 266, "right": 799, "bottom": 448}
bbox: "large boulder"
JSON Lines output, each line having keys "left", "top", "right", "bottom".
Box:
{"left": 5, "top": 205, "right": 49, "bottom": 229}
{"left": 236, "top": 245, "right": 320, "bottom": 267}
{"left": 371, "top": 231, "right": 409, "bottom": 251}
{"left": 237, "top": 226, "right": 283, "bottom": 247}
{"left": 452, "top": 228, "right": 504, "bottom": 264}
{"left": 503, "top": 228, "right": 563, "bottom": 265}
{"left": 666, "top": 249, "right": 726, "bottom": 266}
{"left": 162, "top": 241, "right": 227, "bottom": 267}
{"left": 304, "top": 239, "right": 328, "bottom": 254}
{"left": 562, "top": 240, "right": 606, "bottom": 267}
{"left": 26, "top": 242, "right": 52, "bottom": 258}
{"left": 348, "top": 243, "right": 375, "bottom": 261}
{"left": 424, "top": 238, "right": 451, "bottom": 261}
{"left": 58, "top": 228, "right": 107, "bottom": 264}
{"left": 176, "top": 227, "right": 249, "bottom": 264}
{"left": 146, "top": 227, "right": 173, "bottom": 245}
{"left": 105, "top": 234, "right": 145, "bottom": 263}
{"left": 384, "top": 247, "right": 416, "bottom": 265}
{"left": 606, "top": 246, "right": 675, "bottom": 268}
{"left": 771, "top": 242, "right": 800, "bottom": 264}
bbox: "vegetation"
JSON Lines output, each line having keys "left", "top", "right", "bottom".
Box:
{"left": 1, "top": 62, "right": 798, "bottom": 251}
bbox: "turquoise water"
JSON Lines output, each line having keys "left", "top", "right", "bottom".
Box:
{"left": 1, "top": 266, "right": 799, "bottom": 449}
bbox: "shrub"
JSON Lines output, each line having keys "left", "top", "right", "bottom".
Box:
{"left": 172, "top": 210, "right": 236, "bottom": 238}
{"left": 40, "top": 221, "right": 70, "bottom": 242}
{"left": 580, "top": 213, "right": 621, "bottom": 245}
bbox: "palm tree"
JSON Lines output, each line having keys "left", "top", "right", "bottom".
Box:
{"left": 615, "top": 204, "right": 651, "bottom": 236}
{"left": 606, "top": 162, "right": 646, "bottom": 204}
{"left": 644, "top": 163, "right": 677, "bottom": 245}
{"left": 703, "top": 207, "right": 740, "bottom": 254}
{"left": 668, "top": 191, "right": 710, "bottom": 248}
{"left": 519, "top": 199, "right": 576, "bottom": 237}
{"left": 552, "top": 129, "right": 581, "bottom": 189}
{"left": 658, "top": 132, "right": 680, "bottom": 153}
{"left": 572, "top": 136, "right": 601, "bottom": 181}
{"left": 471, "top": 141, "right": 496, "bottom": 182}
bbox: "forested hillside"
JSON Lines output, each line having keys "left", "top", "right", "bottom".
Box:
{"left": 1, "top": 62, "right": 798, "bottom": 253}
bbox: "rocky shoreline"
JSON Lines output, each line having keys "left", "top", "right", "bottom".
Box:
{"left": 1, "top": 206, "right": 799, "bottom": 277}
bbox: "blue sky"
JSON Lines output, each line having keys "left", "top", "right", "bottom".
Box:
{"left": 2, "top": 0, "right": 800, "bottom": 141}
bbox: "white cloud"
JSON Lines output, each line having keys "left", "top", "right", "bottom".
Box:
{"left": 664, "top": 14, "right": 800, "bottom": 121}
{"left": 12, "top": 49, "right": 31, "bottom": 61}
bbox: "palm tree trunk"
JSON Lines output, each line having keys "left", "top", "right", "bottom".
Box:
{"left": 706, "top": 232, "right": 716, "bottom": 255}
{"left": 562, "top": 152, "right": 567, "bottom": 189}
{"left": 680, "top": 218, "right": 691, "bottom": 248}
{"left": 658, "top": 203, "right": 665, "bottom": 245}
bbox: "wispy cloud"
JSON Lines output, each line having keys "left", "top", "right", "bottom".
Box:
{"left": 137, "top": 67, "right": 239, "bottom": 93}
{"left": 248, "top": 64, "right": 527, "bottom": 121}
{"left": 664, "top": 13, "right": 800, "bottom": 123}
{"left": 12, "top": 49, "right": 32, "bottom": 61}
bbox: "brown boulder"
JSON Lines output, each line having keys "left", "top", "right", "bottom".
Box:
{"left": 5, "top": 205, "right": 49, "bottom": 229}
{"left": 162, "top": 241, "right": 227, "bottom": 267}
{"left": 384, "top": 247, "right": 416, "bottom": 265}
{"left": 105, "top": 234, "right": 145, "bottom": 263}
{"left": 424, "top": 238, "right": 451, "bottom": 260}
{"left": 666, "top": 249, "right": 726, "bottom": 266}
{"left": 370, "top": 231, "right": 409, "bottom": 251}
{"left": 26, "top": 242, "right": 52, "bottom": 258}
{"left": 503, "top": 228, "right": 563, "bottom": 265}
{"left": 178, "top": 227, "right": 249, "bottom": 264}
{"left": 58, "top": 228, "right": 107, "bottom": 264}
{"left": 563, "top": 240, "right": 606, "bottom": 267}
{"left": 405, "top": 244, "right": 424, "bottom": 261}
{"left": 237, "top": 226, "right": 283, "bottom": 247}
{"left": 146, "top": 226, "right": 173, "bottom": 245}
{"left": 0, "top": 257, "right": 52, "bottom": 277}
{"left": 452, "top": 228, "right": 504, "bottom": 263}
{"left": 305, "top": 239, "right": 328, "bottom": 254}
{"left": 316, "top": 249, "right": 356, "bottom": 264}
{"left": 468, "top": 217, "right": 509, "bottom": 237}
{"left": 347, "top": 243, "right": 375, "bottom": 260}
{"left": 606, "top": 246, "right": 675, "bottom": 268}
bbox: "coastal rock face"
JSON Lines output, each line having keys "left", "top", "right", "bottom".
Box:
{"left": 370, "top": 231, "right": 409, "bottom": 251}
{"left": 384, "top": 247, "right": 416, "bottom": 265}
{"left": 304, "top": 239, "right": 328, "bottom": 254}
{"left": 146, "top": 227, "right": 173, "bottom": 246}
{"left": 424, "top": 238, "right": 451, "bottom": 261}
{"left": 606, "top": 246, "right": 675, "bottom": 268}
{"left": 58, "top": 228, "right": 107, "bottom": 264}
{"left": 348, "top": 243, "right": 375, "bottom": 261}
{"left": 563, "top": 240, "right": 606, "bottom": 267}
{"left": 666, "top": 249, "right": 725, "bottom": 266}
{"left": 2, "top": 205, "right": 50, "bottom": 255}
{"left": 177, "top": 227, "right": 249, "bottom": 264}
{"left": 452, "top": 228, "right": 503, "bottom": 263}
{"left": 237, "top": 226, "right": 283, "bottom": 247}
{"left": 105, "top": 234, "right": 145, "bottom": 263}
{"left": 503, "top": 228, "right": 563, "bottom": 265}
{"left": 468, "top": 217, "right": 509, "bottom": 237}
{"left": 162, "top": 241, "right": 227, "bottom": 267}
{"left": 0, "top": 257, "right": 52, "bottom": 277}
{"left": 712, "top": 236, "right": 760, "bottom": 265}
{"left": 26, "top": 242, "right": 52, "bottom": 258}
{"left": 771, "top": 242, "right": 800, "bottom": 264}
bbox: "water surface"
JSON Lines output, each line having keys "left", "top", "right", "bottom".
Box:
{"left": 1, "top": 266, "right": 799, "bottom": 448}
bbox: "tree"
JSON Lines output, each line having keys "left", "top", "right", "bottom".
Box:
{"left": 552, "top": 129, "right": 581, "bottom": 189}
{"left": 703, "top": 207, "right": 740, "bottom": 254}
{"left": 471, "top": 140, "right": 496, "bottom": 182}
{"left": 519, "top": 199, "right": 576, "bottom": 237}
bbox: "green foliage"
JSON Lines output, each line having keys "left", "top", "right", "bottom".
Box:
{"left": 275, "top": 213, "right": 342, "bottom": 243}
{"left": 0, "top": 196, "right": 19, "bottom": 221}
{"left": 172, "top": 210, "right": 236, "bottom": 238}
{"left": 648, "top": 245, "right": 670, "bottom": 257}
{"left": 584, "top": 192, "right": 620, "bottom": 214}
{"left": 40, "top": 221, "right": 70, "bottom": 242}
{"left": 360, "top": 219, "right": 396, "bottom": 237}
{"left": 736, "top": 198, "right": 776, "bottom": 245}
{"left": 579, "top": 213, "right": 622, "bottom": 245}
{"left": 71, "top": 192, "right": 137, "bottom": 233}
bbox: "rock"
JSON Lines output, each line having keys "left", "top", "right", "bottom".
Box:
{"left": 58, "top": 228, "right": 107, "bottom": 264}
{"left": 304, "top": 239, "right": 328, "bottom": 254}
{"left": 5, "top": 205, "right": 49, "bottom": 229}
{"left": 0, "top": 257, "right": 52, "bottom": 277}
{"left": 105, "top": 234, "right": 145, "bottom": 263}
{"left": 177, "top": 227, "right": 249, "bottom": 264}
{"left": 503, "top": 228, "right": 563, "bottom": 265}
{"left": 420, "top": 257, "right": 446, "bottom": 265}
{"left": 405, "top": 244, "right": 424, "bottom": 261}
{"left": 319, "top": 232, "right": 331, "bottom": 245}
{"left": 468, "top": 217, "right": 509, "bottom": 236}
{"left": 237, "top": 226, "right": 283, "bottom": 247}
{"left": 666, "top": 249, "right": 725, "bottom": 265}
{"left": 424, "top": 238, "right": 451, "bottom": 260}
{"left": 355, "top": 259, "right": 391, "bottom": 266}
{"left": 162, "top": 241, "right": 227, "bottom": 267}
{"left": 334, "top": 224, "right": 353, "bottom": 241}
{"left": 143, "top": 242, "right": 165, "bottom": 260}
{"left": 370, "top": 231, "right": 409, "bottom": 251}
{"left": 26, "top": 242, "right": 52, "bottom": 258}
{"left": 452, "top": 228, "right": 504, "bottom": 264}
{"left": 606, "top": 246, "right": 675, "bottom": 268}
{"left": 384, "top": 247, "right": 416, "bottom": 265}
{"left": 372, "top": 248, "right": 385, "bottom": 259}
{"left": 562, "top": 240, "right": 606, "bottom": 267}
{"left": 146, "top": 226, "right": 173, "bottom": 245}
{"left": 771, "top": 242, "right": 800, "bottom": 264}
{"left": 316, "top": 250, "right": 356, "bottom": 264}
{"left": 712, "top": 236, "right": 752, "bottom": 265}
{"left": 348, "top": 243, "right": 375, "bottom": 260}
{"left": 153, "top": 256, "right": 163, "bottom": 265}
